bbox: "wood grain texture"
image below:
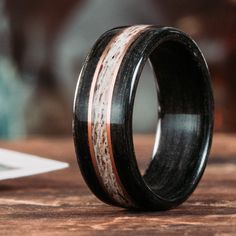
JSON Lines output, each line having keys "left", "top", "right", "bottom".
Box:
{"left": 0, "top": 133, "right": 235, "bottom": 235}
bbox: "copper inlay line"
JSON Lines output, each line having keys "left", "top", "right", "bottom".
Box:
{"left": 87, "top": 40, "right": 116, "bottom": 191}
{"left": 88, "top": 25, "right": 150, "bottom": 206}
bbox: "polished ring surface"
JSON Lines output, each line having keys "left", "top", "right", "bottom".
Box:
{"left": 73, "top": 25, "right": 214, "bottom": 210}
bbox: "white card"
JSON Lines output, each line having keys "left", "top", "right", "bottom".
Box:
{"left": 0, "top": 148, "right": 69, "bottom": 180}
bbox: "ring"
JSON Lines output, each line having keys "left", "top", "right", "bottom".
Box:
{"left": 73, "top": 25, "right": 214, "bottom": 210}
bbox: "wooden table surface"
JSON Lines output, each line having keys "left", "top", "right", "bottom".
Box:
{"left": 0, "top": 133, "right": 235, "bottom": 235}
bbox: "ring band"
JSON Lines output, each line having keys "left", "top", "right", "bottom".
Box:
{"left": 73, "top": 25, "right": 214, "bottom": 210}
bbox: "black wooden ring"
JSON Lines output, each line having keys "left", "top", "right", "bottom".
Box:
{"left": 73, "top": 25, "right": 214, "bottom": 210}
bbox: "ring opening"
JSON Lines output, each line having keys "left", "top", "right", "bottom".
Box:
{"left": 138, "top": 40, "right": 209, "bottom": 201}
{"left": 132, "top": 61, "right": 159, "bottom": 175}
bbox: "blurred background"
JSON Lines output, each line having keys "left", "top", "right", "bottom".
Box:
{"left": 0, "top": 0, "right": 235, "bottom": 139}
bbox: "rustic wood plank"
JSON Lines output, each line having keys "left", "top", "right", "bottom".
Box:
{"left": 0, "top": 134, "right": 235, "bottom": 235}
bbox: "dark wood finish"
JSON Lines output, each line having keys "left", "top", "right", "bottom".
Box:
{"left": 0, "top": 133, "right": 235, "bottom": 235}
{"left": 73, "top": 26, "right": 214, "bottom": 210}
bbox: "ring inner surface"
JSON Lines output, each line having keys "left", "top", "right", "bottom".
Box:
{"left": 142, "top": 40, "right": 208, "bottom": 201}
